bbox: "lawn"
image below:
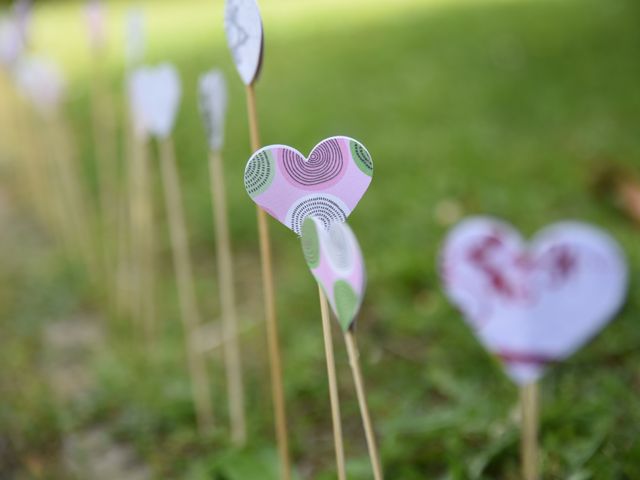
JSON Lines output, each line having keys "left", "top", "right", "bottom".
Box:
{"left": 1, "top": 0, "right": 639, "bottom": 478}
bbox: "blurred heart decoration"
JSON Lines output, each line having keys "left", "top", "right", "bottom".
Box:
{"left": 440, "top": 216, "right": 628, "bottom": 384}
{"left": 14, "top": 56, "right": 66, "bottom": 117}
{"left": 129, "top": 63, "right": 181, "bottom": 139}
{"left": 244, "top": 136, "right": 373, "bottom": 235}
{"left": 301, "top": 217, "right": 366, "bottom": 331}
{"left": 198, "top": 69, "right": 227, "bottom": 152}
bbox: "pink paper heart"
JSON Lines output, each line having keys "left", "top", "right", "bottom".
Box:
{"left": 441, "top": 216, "right": 628, "bottom": 384}
{"left": 244, "top": 136, "right": 373, "bottom": 235}
{"left": 301, "top": 217, "right": 366, "bottom": 331}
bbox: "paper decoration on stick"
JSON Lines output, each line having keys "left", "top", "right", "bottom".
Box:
{"left": 198, "top": 69, "right": 227, "bottom": 152}
{"left": 129, "top": 64, "right": 181, "bottom": 139}
{"left": 441, "top": 216, "right": 628, "bottom": 384}
{"left": 224, "top": 0, "right": 264, "bottom": 85}
{"left": 244, "top": 136, "right": 373, "bottom": 235}
{"left": 302, "top": 217, "right": 366, "bottom": 331}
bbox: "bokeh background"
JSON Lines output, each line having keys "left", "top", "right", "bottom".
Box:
{"left": 1, "top": 0, "right": 639, "bottom": 478}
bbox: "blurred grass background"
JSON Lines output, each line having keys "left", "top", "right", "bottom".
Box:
{"left": 1, "top": 0, "right": 640, "bottom": 478}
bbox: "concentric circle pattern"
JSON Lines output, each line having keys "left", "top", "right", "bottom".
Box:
{"left": 288, "top": 196, "right": 348, "bottom": 235}
{"left": 350, "top": 140, "right": 373, "bottom": 176}
{"left": 244, "top": 150, "right": 275, "bottom": 197}
{"left": 281, "top": 138, "right": 345, "bottom": 187}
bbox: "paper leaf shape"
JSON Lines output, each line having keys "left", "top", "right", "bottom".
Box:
{"left": 14, "top": 56, "right": 66, "bottom": 116}
{"left": 302, "top": 217, "right": 366, "bottom": 332}
{"left": 129, "top": 64, "right": 181, "bottom": 139}
{"left": 441, "top": 216, "right": 628, "bottom": 385}
{"left": 198, "top": 69, "right": 227, "bottom": 151}
{"left": 244, "top": 136, "right": 373, "bottom": 235}
{"left": 224, "top": 0, "right": 264, "bottom": 85}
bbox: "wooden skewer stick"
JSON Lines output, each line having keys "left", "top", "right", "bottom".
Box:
{"left": 245, "top": 83, "right": 291, "bottom": 480}
{"left": 344, "top": 330, "right": 384, "bottom": 480}
{"left": 520, "top": 382, "right": 539, "bottom": 480}
{"left": 318, "top": 287, "right": 347, "bottom": 480}
{"left": 128, "top": 129, "right": 154, "bottom": 336}
{"left": 209, "top": 148, "right": 246, "bottom": 445}
{"left": 89, "top": 52, "right": 119, "bottom": 305}
{"left": 118, "top": 92, "right": 142, "bottom": 320}
{"left": 49, "top": 114, "right": 100, "bottom": 281}
{"left": 159, "top": 136, "right": 213, "bottom": 434}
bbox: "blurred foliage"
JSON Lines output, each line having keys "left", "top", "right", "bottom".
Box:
{"left": 2, "top": 0, "right": 640, "bottom": 478}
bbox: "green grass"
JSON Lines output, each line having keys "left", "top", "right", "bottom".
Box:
{"left": 2, "top": 0, "right": 640, "bottom": 478}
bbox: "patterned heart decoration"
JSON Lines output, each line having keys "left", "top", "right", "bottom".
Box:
{"left": 129, "top": 63, "right": 181, "bottom": 139}
{"left": 244, "top": 136, "right": 373, "bottom": 235}
{"left": 301, "top": 217, "right": 366, "bottom": 331}
{"left": 441, "top": 216, "right": 628, "bottom": 385}
{"left": 224, "top": 0, "right": 263, "bottom": 86}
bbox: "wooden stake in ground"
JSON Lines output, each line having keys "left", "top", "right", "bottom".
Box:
{"left": 318, "top": 286, "right": 346, "bottom": 480}
{"left": 86, "top": 0, "right": 119, "bottom": 305}
{"left": 520, "top": 382, "right": 539, "bottom": 480}
{"left": 199, "top": 70, "right": 246, "bottom": 445}
{"left": 224, "top": 0, "right": 291, "bottom": 475}
{"left": 130, "top": 64, "right": 213, "bottom": 433}
{"left": 301, "top": 217, "right": 383, "bottom": 480}
{"left": 159, "top": 136, "right": 213, "bottom": 434}
{"left": 116, "top": 8, "right": 146, "bottom": 321}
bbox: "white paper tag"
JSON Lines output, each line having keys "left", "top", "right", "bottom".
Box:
{"left": 198, "top": 69, "right": 228, "bottom": 151}
{"left": 224, "top": 0, "right": 264, "bottom": 85}
{"left": 14, "top": 56, "right": 66, "bottom": 116}
{"left": 85, "top": 0, "right": 106, "bottom": 52}
{"left": 129, "top": 63, "right": 181, "bottom": 139}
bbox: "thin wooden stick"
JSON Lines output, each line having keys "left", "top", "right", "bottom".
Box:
{"left": 245, "top": 83, "right": 291, "bottom": 480}
{"left": 209, "top": 149, "right": 246, "bottom": 445}
{"left": 89, "top": 52, "right": 118, "bottom": 306}
{"left": 318, "top": 286, "right": 347, "bottom": 480}
{"left": 49, "top": 114, "right": 100, "bottom": 281}
{"left": 520, "top": 382, "right": 539, "bottom": 480}
{"left": 344, "top": 330, "right": 384, "bottom": 480}
{"left": 118, "top": 93, "right": 141, "bottom": 320}
{"left": 139, "top": 132, "right": 156, "bottom": 340}
{"left": 128, "top": 128, "right": 155, "bottom": 337}
{"left": 159, "top": 136, "right": 213, "bottom": 434}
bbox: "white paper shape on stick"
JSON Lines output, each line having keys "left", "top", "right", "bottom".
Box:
{"left": 85, "top": 0, "right": 106, "bottom": 52}
{"left": 0, "top": 17, "right": 23, "bottom": 67}
{"left": 129, "top": 64, "right": 181, "bottom": 139}
{"left": 224, "top": 0, "right": 264, "bottom": 85}
{"left": 441, "top": 216, "right": 628, "bottom": 385}
{"left": 14, "top": 56, "right": 66, "bottom": 116}
{"left": 198, "top": 69, "right": 227, "bottom": 151}
{"left": 301, "top": 217, "right": 366, "bottom": 332}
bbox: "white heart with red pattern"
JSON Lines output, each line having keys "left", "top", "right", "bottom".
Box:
{"left": 441, "top": 217, "right": 628, "bottom": 384}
